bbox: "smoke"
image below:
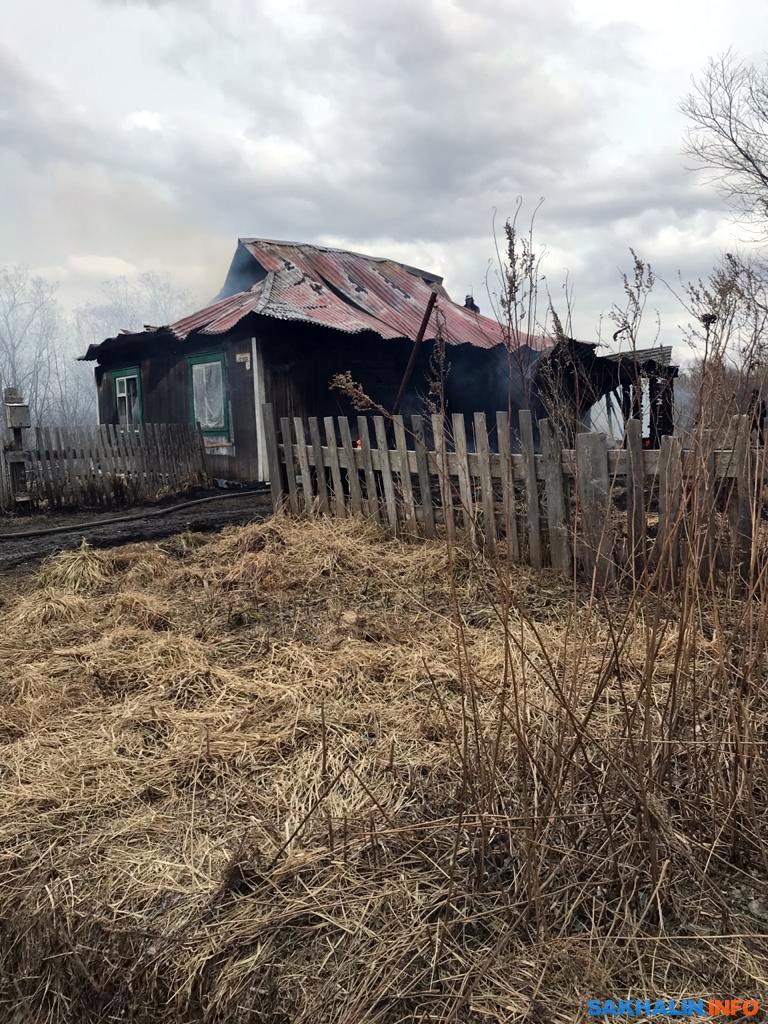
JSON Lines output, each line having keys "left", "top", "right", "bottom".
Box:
{"left": 217, "top": 244, "right": 267, "bottom": 300}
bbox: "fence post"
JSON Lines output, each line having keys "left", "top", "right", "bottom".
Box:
{"left": 3, "top": 388, "right": 32, "bottom": 507}
{"left": 539, "top": 418, "right": 569, "bottom": 573}
{"left": 576, "top": 431, "right": 615, "bottom": 588}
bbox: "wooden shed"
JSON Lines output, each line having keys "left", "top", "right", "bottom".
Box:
{"left": 82, "top": 239, "right": 551, "bottom": 483}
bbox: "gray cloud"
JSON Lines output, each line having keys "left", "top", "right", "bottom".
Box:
{"left": 0, "top": 0, "right": 748, "bottom": 350}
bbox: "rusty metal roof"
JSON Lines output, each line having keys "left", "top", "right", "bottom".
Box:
{"left": 83, "top": 239, "right": 552, "bottom": 359}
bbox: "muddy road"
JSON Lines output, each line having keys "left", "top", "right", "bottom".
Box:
{"left": 0, "top": 491, "right": 272, "bottom": 570}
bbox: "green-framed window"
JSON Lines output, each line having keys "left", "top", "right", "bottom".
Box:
{"left": 112, "top": 366, "right": 142, "bottom": 426}
{"left": 187, "top": 351, "right": 230, "bottom": 436}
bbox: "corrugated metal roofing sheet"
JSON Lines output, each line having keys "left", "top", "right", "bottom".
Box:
{"left": 84, "top": 240, "right": 552, "bottom": 358}
{"left": 604, "top": 346, "right": 673, "bottom": 366}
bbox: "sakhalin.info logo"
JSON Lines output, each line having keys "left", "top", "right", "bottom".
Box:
{"left": 586, "top": 998, "right": 761, "bottom": 1017}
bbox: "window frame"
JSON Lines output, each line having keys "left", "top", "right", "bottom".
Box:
{"left": 187, "top": 351, "right": 230, "bottom": 437}
{"left": 111, "top": 366, "right": 142, "bottom": 426}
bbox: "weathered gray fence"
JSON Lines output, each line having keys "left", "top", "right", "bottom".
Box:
{"left": 2, "top": 423, "right": 208, "bottom": 511}
{"left": 263, "top": 404, "right": 761, "bottom": 584}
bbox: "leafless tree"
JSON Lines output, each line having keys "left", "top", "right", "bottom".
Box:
{"left": 0, "top": 266, "right": 60, "bottom": 424}
{"left": 682, "top": 51, "right": 768, "bottom": 226}
{"left": 0, "top": 268, "right": 193, "bottom": 429}
{"left": 73, "top": 272, "right": 192, "bottom": 353}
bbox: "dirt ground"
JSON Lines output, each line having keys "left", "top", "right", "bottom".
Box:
{"left": 0, "top": 490, "right": 271, "bottom": 570}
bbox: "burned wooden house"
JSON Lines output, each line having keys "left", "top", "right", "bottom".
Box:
{"left": 82, "top": 238, "right": 678, "bottom": 482}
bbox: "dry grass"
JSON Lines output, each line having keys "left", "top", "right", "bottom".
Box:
{"left": 1, "top": 515, "right": 767, "bottom": 1023}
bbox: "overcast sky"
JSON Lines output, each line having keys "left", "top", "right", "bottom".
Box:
{"left": 2, "top": 0, "right": 766, "bottom": 351}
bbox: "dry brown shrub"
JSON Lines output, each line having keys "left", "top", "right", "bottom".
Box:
{"left": 0, "top": 514, "right": 765, "bottom": 1023}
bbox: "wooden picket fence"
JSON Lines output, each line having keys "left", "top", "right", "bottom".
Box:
{"left": 3, "top": 423, "right": 208, "bottom": 511}
{"left": 262, "top": 404, "right": 762, "bottom": 585}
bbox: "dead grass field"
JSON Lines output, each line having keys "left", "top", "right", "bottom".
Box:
{"left": 1, "top": 515, "right": 767, "bottom": 1022}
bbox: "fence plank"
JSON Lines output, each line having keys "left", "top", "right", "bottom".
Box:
{"left": 473, "top": 412, "right": 497, "bottom": 552}
{"left": 496, "top": 412, "right": 520, "bottom": 562}
{"left": 339, "top": 416, "right": 363, "bottom": 516}
{"left": 115, "top": 425, "right": 131, "bottom": 486}
{"left": 149, "top": 423, "right": 165, "bottom": 492}
{"left": 539, "top": 418, "right": 569, "bottom": 573}
{"left": 411, "top": 415, "right": 435, "bottom": 539}
{"left": 78, "top": 426, "right": 97, "bottom": 505}
{"left": 66, "top": 427, "right": 87, "bottom": 507}
{"left": 373, "top": 416, "right": 398, "bottom": 532}
{"left": 159, "top": 424, "right": 174, "bottom": 490}
{"left": 178, "top": 424, "right": 192, "bottom": 484}
{"left": 263, "top": 404, "right": 286, "bottom": 510}
{"left": 163, "top": 423, "right": 179, "bottom": 490}
{"left": 112, "top": 424, "right": 128, "bottom": 481}
{"left": 323, "top": 416, "right": 346, "bottom": 518}
{"left": 625, "top": 418, "right": 646, "bottom": 574}
{"left": 110, "top": 425, "right": 126, "bottom": 501}
{"left": 111, "top": 424, "right": 128, "bottom": 499}
{"left": 432, "top": 414, "right": 455, "bottom": 543}
{"left": 576, "top": 431, "right": 614, "bottom": 587}
{"left": 89, "top": 426, "right": 108, "bottom": 505}
{"left": 35, "top": 426, "right": 55, "bottom": 506}
{"left": 58, "top": 427, "right": 78, "bottom": 506}
{"left": 519, "top": 410, "right": 542, "bottom": 569}
{"left": 452, "top": 413, "right": 475, "bottom": 542}
{"left": 393, "top": 415, "right": 417, "bottom": 537}
{"left": 308, "top": 416, "right": 330, "bottom": 515}
{"left": 139, "top": 424, "right": 156, "bottom": 494}
{"left": 182, "top": 424, "right": 196, "bottom": 483}
{"left": 293, "top": 417, "right": 314, "bottom": 513}
{"left": 0, "top": 438, "right": 11, "bottom": 510}
{"left": 280, "top": 417, "right": 300, "bottom": 514}
{"left": 357, "top": 416, "right": 380, "bottom": 524}
{"left": 128, "top": 424, "right": 140, "bottom": 482}
{"left": 137, "top": 425, "right": 152, "bottom": 497}
{"left": 44, "top": 427, "right": 64, "bottom": 508}
{"left": 137, "top": 424, "right": 151, "bottom": 490}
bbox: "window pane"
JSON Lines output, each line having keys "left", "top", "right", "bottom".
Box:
{"left": 192, "top": 361, "right": 225, "bottom": 430}
{"left": 126, "top": 377, "right": 139, "bottom": 425}
{"left": 116, "top": 374, "right": 139, "bottom": 426}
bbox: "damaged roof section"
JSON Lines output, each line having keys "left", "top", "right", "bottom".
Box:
{"left": 82, "top": 239, "right": 551, "bottom": 360}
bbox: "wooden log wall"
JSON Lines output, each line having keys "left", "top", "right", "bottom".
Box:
{"left": 263, "top": 404, "right": 762, "bottom": 586}
{"left": 2, "top": 423, "right": 208, "bottom": 511}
